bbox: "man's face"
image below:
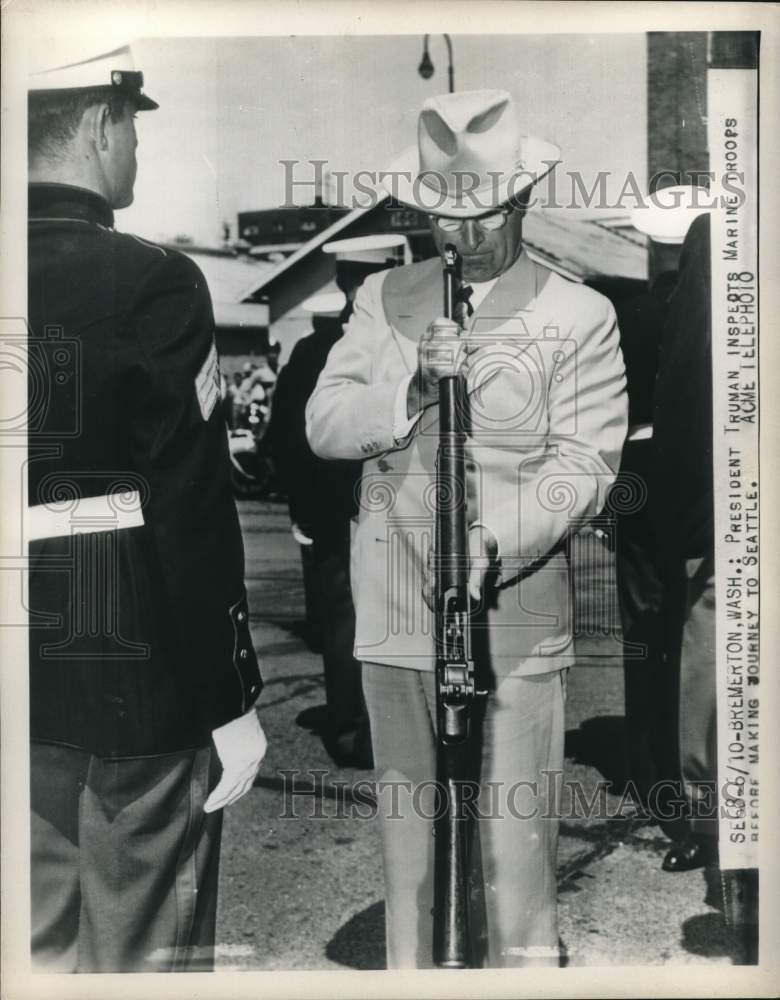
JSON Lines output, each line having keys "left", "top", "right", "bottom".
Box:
{"left": 103, "top": 100, "right": 138, "bottom": 209}
{"left": 430, "top": 204, "right": 526, "bottom": 283}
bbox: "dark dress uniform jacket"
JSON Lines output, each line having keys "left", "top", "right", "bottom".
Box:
{"left": 267, "top": 314, "right": 362, "bottom": 550}
{"left": 28, "top": 183, "right": 263, "bottom": 759}
{"left": 651, "top": 213, "right": 713, "bottom": 560}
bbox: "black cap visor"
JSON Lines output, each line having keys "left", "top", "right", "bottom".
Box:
{"left": 110, "top": 70, "right": 158, "bottom": 110}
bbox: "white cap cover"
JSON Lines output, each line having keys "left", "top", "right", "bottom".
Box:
{"left": 322, "top": 234, "right": 410, "bottom": 264}
{"left": 300, "top": 291, "right": 347, "bottom": 315}
{"left": 630, "top": 186, "right": 712, "bottom": 244}
{"left": 29, "top": 43, "right": 158, "bottom": 110}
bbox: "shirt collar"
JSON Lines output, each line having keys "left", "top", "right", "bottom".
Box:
{"left": 28, "top": 183, "right": 114, "bottom": 228}
{"left": 466, "top": 276, "right": 498, "bottom": 310}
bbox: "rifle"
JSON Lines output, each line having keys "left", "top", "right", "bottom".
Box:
{"left": 432, "top": 244, "right": 475, "bottom": 969}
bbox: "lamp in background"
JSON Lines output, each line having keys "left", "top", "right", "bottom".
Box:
{"left": 418, "top": 34, "right": 454, "bottom": 92}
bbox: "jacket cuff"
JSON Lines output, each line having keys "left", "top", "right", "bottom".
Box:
{"left": 392, "top": 374, "right": 423, "bottom": 443}
{"left": 191, "top": 592, "right": 263, "bottom": 733}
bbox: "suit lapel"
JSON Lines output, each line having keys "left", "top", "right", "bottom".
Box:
{"left": 383, "top": 256, "right": 442, "bottom": 343}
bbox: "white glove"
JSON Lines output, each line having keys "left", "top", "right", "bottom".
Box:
{"left": 204, "top": 707, "right": 268, "bottom": 813}
{"left": 422, "top": 523, "right": 499, "bottom": 611}
{"left": 466, "top": 523, "right": 499, "bottom": 602}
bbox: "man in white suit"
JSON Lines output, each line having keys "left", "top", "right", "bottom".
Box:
{"left": 307, "top": 90, "right": 627, "bottom": 968}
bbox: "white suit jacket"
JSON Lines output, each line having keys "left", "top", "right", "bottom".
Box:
{"left": 306, "top": 252, "right": 627, "bottom": 678}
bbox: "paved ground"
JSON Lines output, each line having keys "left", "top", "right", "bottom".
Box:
{"left": 214, "top": 499, "right": 746, "bottom": 971}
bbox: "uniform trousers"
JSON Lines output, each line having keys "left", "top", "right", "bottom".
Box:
{"left": 674, "top": 555, "right": 717, "bottom": 835}
{"left": 613, "top": 442, "right": 680, "bottom": 819}
{"left": 363, "top": 662, "right": 564, "bottom": 969}
{"left": 313, "top": 529, "right": 371, "bottom": 757}
{"left": 671, "top": 556, "right": 758, "bottom": 959}
{"left": 30, "top": 742, "right": 222, "bottom": 973}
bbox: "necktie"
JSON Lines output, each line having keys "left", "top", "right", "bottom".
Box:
{"left": 455, "top": 284, "right": 474, "bottom": 327}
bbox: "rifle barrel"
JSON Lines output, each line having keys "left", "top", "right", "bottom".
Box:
{"left": 432, "top": 244, "right": 474, "bottom": 969}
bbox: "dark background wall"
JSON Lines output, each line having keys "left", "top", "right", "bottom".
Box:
{"left": 647, "top": 32, "right": 709, "bottom": 193}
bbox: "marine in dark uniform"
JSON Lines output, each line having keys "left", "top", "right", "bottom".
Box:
{"left": 267, "top": 236, "right": 408, "bottom": 767}
{"left": 27, "top": 44, "right": 267, "bottom": 972}
{"left": 270, "top": 298, "right": 368, "bottom": 763}
{"left": 651, "top": 210, "right": 757, "bottom": 959}
{"left": 588, "top": 269, "right": 679, "bottom": 826}
{"left": 650, "top": 212, "right": 718, "bottom": 868}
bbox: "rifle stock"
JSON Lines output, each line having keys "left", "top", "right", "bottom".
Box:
{"left": 432, "top": 245, "right": 475, "bottom": 969}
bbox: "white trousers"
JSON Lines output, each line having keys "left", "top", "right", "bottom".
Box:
{"left": 363, "top": 662, "right": 564, "bottom": 968}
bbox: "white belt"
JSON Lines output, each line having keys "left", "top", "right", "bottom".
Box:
{"left": 627, "top": 423, "right": 653, "bottom": 441}
{"left": 27, "top": 490, "right": 144, "bottom": 542}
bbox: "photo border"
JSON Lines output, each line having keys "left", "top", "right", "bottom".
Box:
{"left": 2, "top": 3, "right": 779, "bottom": 998}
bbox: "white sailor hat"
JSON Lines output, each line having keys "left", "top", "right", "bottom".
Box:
{"left": 300, "top": 291, "right": 347, "bottom": 315}
{"left": 322, "top": 234, "right": 410, "bottom": 265}
{"left": 29, "top": 43, "right": 158, "bottom": 111}
{"left": 630, "top": 186, "right": 711, "bottom": 245}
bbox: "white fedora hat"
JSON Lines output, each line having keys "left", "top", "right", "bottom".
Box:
{"left": 630, "top": 185, "right": 712, "bottom": 244}
{"left": 384, "top": 89, "right": 559, "bottom": 218}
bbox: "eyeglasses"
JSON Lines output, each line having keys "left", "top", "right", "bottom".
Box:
{"left": 432, "top": 207, "right": 514, "bottom": 233}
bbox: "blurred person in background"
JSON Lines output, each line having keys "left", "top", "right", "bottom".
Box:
{"left": 649, "top": 208, "right": 757, "bottom": 959}
{"left": 241, "top": 354, "right": 277, "bottom": 404}
{"left": 649, "top": 208, "right": 718, "bottom": 872}
{"left": 618, "top": 190, "right": 713, "bottom": 856}
{"left": 226, "top": 370, "right": 246, "bottom": 429}
{"left": 587, "top": 190, "right": 709, "bottom": 834}
{"left": 267, "top": 235, "right": 409, "bottom": 767}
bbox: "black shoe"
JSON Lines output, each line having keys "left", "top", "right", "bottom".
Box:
{"left": 330, "top": 729, "right": 374, "bottom": 770}
{"left": 295, "top": 704, "right": 329, "bottom": 732}
{"left": 662, "top": 834, "right": 718, "bottom": 872}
